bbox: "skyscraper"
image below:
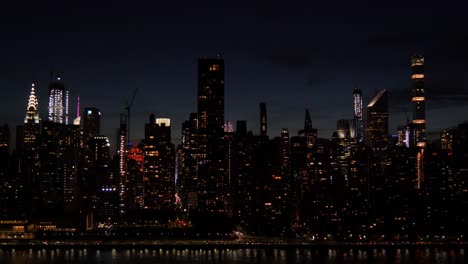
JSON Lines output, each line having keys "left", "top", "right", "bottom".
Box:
{"left": 48, "top": 73, "right": 69, "bottom": 124}
{"left": 143, "top": 115, "right": 175, "bottom": 210}
{"left": 365, "top": 90, "right": 388, "bottom": 146}
{"left": 117, "top": 114, "right": 127, "bottom": 214}
{"left": 38, "top": 120, "right": 80, "bottom": 214}
{"left": 236, "top": 120, "right": 247, "bottom": 137}
{"left": 411, "top": 55, "right": 426, "bottom": 148}
{"left": 73, "top": 96, "right": 81, "bottom": 125}
{"left": 197, "top": 57, "right": 225, "bottom": 212}
{"left": 22, "top": 84, "right": 41, "bottom": 217}
{"left": 337, "top": 119, "right": 352, "bottom": 139}
{"left": 83, "top": 107, "right": 101, "bottom": 144}
{"left": 299, "top": 109, "right": 317, "bottom": 149}
{"left": 23, "top": 83, "right": 41, "bottom": 154}
{"left": 178, "top": 113, "right": 199, "bottom": 211}
{"left": 353, "top": 88, "right": 364, "bottom": 143}
{"left": 25, "top": 83, "right": 40, "bottom": 124}
{"left": 260, "top": 102, "right": 267, "bottom": 137}
{"left": 0, "top": 124, "right": 9, "bottom": 167}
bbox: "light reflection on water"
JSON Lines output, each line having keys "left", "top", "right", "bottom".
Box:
{"left": 0, "top": 247, "right": 466, "bottom": 263}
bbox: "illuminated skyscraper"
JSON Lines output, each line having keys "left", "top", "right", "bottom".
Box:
{"left": 260, "top": 102, "right": 267, "bottom": 137}
{"left": 365, "top": 89, "right": 388, "bottom": 146}
{"left": 24, "top": 83, "right": 40, "bottom": 124}
{"left": 143, "top": 114, "right": 175, "bottom": 210}
{"left": 73, "top": 96, "right": 81, "bottom": 125}
{"left": 118, "top": 114, "right": 127, "bottom": 214}
{"left": 353, "top": 88, "right": 363, "bottom": 143}
{"left": 48, "top": 73, "right": 69, "bottom": 124}
{"left": 411, "top": 55, "right": 426, "bottom": 148}
{"left": 23, "top": 83, "right": 41, "bottom": 157}
{"left": 197, "top": 57, "right": 225, "bottom": 212}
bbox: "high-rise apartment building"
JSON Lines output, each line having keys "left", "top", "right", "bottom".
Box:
{"left": 197, "top": 58, "right": 225, "bottom": 212}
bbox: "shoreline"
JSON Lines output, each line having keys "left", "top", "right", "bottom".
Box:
{"left": 0, "top": 241, "right": 467, "bottom": 250}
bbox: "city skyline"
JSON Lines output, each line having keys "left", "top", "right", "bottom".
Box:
{"left": 2, "top": 55, "right": 464, "bottom": 150}
{"left": 2, "top": 54, "right": 466, "bottom": 151}
{"left": 1, "top": 2, "right": 468, "bottom": 149}
{"left": 3, "top": 4, "right": 468, "bottom": 262}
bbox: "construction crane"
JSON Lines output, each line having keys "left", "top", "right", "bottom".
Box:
{"left": 125, "top": 88, "right": 139, "bottom": 146}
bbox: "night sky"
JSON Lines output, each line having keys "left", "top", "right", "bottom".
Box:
{"left": 1, "top": 1, "right": 468, "bottom": 152}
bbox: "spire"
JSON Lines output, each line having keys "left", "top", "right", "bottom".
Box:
{"left": 77, "top": 96, "right": 80, "bottom": 118}
{"left": 25, "top": 83, "right": 40, "bottom": 124}
{"left": 304, "top": 108, "right": 312, "bottom": 130}
{"left": 27, "top": 83, "right": 38, "bottom": 111}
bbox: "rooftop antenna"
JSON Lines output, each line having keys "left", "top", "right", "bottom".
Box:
{"left": 76, "top": 96, "right": 80, "bottom": 118}
{"left": 125, "top": 88, "right": 139, "bottom": 146}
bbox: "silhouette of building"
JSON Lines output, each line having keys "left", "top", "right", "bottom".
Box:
{"left": 19, "top": 84, "right": 41, "bottom": 218}
{"left": 0, "top": 124, "right": 9, "bottom": 173}
{"left": 236, "top": 120, "right": 247, "bottom": 137}
{"left": 197, "top": 58, "right": 225, "bottom": 213}
{"left": 441, "top": 130, "right": 453, "bottom": 151}
{"left": 0, "top": 124, "right": 17, "bottom": 219}
{"left": 83, "top": 136, "right": 111, "bottom": 216}
{"left": 126, "top": 143, "right": 144, "bottom": 211}
{"left": 337, "top": 119, "right": 352, "bottom": 139}
{"left": 365, "top": 90, "right": 388, "bottom": 146}
{"left": 178, "top": 113, "right": 199, "bottom": 211}
{"left": 38, "top": 121, "right": 80, "bottom": 215}
{"left": 82, "top": 107, "right": 101, "bottom": 145}
{"left": 299, "top": 109, "right": 317, "bottom": 149}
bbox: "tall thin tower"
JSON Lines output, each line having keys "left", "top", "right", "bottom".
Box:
{"left": 411, "top": 55, "right": 426, "bottom": 148}
{"left": 353, "top": 88, "right": 363, "bottom": 144}
{"left": 260, "top": 102, "right": 267, "bottom": 137}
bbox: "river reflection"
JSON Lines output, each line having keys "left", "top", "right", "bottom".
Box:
{"left": 0, "top": 247, "right": 465, "bottom": 263}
